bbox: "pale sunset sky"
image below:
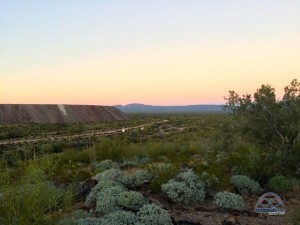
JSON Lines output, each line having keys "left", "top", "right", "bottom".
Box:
{"left": 0, "top": 1, "right": 299, "bottom": 105}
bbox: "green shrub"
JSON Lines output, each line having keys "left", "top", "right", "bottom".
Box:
{"left": 147, "top": 162, "right": 179, "bottom": 191}
{"left": 101, "top": 211, "right": 137, "bottom": 225}
{"left": 93, "top": 137, "right": 125, "bottom": 161}
{"left": 75, "top": 217, "right": 103, "bottom": 225}
{"left": 267, "top": 175, "right": 294, "bottom": 193}
{"left": 95, "top": 169, "right": 125, "bottom": 183}
{"left": 230, "top": 175, "right": 262, "bottom": 195}
{"left": 125, "top": 170, "right": 152, "bottom": 188}
{"left": 116, "top": 191, "right": 147, "bottom": 211}
{"left": 92, "top": 160, "right": 119, "bottom": 173}
{"left": 161, "top": 169, "right": 205, "bottom": 205}
{"left": 214, "top": 191, "right": 245, "bottom": 210}
{"left": 0, "top": 159, "right": 73, "bottom": 225}
{"left": 136, "top": 204, "right": 173, "bottom": 225}
{"left": 95, "top": 186, "right": 125, "bottom": 215}
{"left": 119, "top": 160, "right": 138, "bottom": 169}
{"left": 85, "top": 179, "right": 125, "bottom": 205}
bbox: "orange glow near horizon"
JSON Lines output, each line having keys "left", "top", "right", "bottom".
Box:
{"left": 1, "top": 2, "right": 299, "bottom": 106}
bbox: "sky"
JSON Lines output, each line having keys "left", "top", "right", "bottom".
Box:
{"left": 0, "top": 1, "right": 299, "bottom": 106}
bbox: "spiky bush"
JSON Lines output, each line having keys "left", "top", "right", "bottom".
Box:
{"left": 116, "top": 191, "right": 147, "bottom": 211}
{"left": 136, "top": 204, "right": 173, "bottom": 225}
{"left": 267, "top": 175, "right": 294, "bottom": 192}
{"left": 214, "top": 191, "right": 245, "bottom": 210}
{"left": 230, "top": 175, "right": 262, "bottom": 195}
{"left": 161, "top": 169, "right": 205, "bottom": 205}
{"left": 101, "top": 211, "right": 137, "bottom": 225}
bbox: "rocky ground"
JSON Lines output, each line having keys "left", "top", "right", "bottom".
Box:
{"left": 75, "top": 179, "right": 299, "bottom": 225}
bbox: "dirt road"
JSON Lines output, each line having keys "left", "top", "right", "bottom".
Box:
{"left": 0, "top": 120, "right": 169, "bottom": 146}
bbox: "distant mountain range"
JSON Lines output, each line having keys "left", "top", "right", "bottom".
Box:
{"left": 115, "top": 103, "right": 224, "bottom": 113}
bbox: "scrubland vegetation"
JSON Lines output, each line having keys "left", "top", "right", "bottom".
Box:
{"left": 0, "top": 79, "right": 299, "bottom": 224}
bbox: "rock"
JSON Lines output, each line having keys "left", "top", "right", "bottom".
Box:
{"left": 222, "top": 215, "right": 241, "bottom": 225}
{"left": 75, "top": 179, "right": 97, "bottom": 201}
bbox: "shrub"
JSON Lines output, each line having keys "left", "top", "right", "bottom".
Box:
{"left": 125, "top": 170, "right": 152, "bottom": 188}
{"left": 95, "top": 169, "right": 124, "bottom": 183}
{"left": 95, "top": 187, "right": 146, "bottom": 215}
{"left": 92, "top": 160, "right": 119, "bottom": 172}
{"left": 59, "top": 210, "right": 91, "bottom": 225}
{"left": 136, "top": 204, "right": 173, "bottom": 225}
{"left": 119, "top": 160, "right": 138, "bottom": 169}
{"left": 101, "top": 211, "right": 137, "bottom": 225}
{"left": 95, "top": 186, "right": 126, "bottom": 215}
{"left": 267, "top": 175, "right": 294, "bottom": 193}
{"left": 0, "top": 158, "right": 73, "bottom": 225}
{"left": 93, "top": 137, "right": 124, "bottom": 161}
{"left": 214, "top": 191, "right": 245, "bottom": 210}
{"left": 116, "top": 191, "right": 147, "bottom": 211}
{"left": 75, "top": 217, "right": 104, "bottom": 225}
{"left": 161, "top": 169, "right": 205, "bottom": 205}
{"left": 230, "top": 175, "right": 262, "bottom": 195}
{"left": 199, "top": 171, "right": 219, "bottom": 188}
{"left": 147, "top": 163, "right": 179, "bottom": 191}
{"left": 85, "top": 180, "right": 125, "bottom": 205}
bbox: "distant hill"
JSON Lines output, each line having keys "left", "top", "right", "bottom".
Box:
{"left": 0, "top": 104, "right": 128, "bottom": 125}
{"left": 115, "top": 103, "right": 224, "bottom": 113}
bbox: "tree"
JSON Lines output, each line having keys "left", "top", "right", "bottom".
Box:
{"left": 224, "top": 79, "right": 300, "bottom": 164}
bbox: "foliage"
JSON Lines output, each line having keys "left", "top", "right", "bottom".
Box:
{"left": 230, "top": 175, "right": 262, "bottom": 195}
{"left": 127, "top": 169, "right": 152, "bottom": 188}
{"left": 214, "top": 191, "right": 245, "bottom": 210}
{"left": 92, "top": 159, "right": 119, "bottom": 172}
{"left": 147, "top": 162, "right": 180, "bottom": 192}
{"left": 136, "top": 204, "right": 173, "bottom": 225}
{"left": 0, "top": 158, "right": 73, "bottom": 225}
{"left": 95, "top": 186, "right": 126, "bottom": 215}
{"left": 85, "top": 179, "right": 125, "bottom": 205}
{"left": 267, "top": 175, "right": 295, "bottom": 193}
{"left": 101, "top": 211, "right": 137, "bottom": 225}
{"left": 93, "top": 137, "right": 125, "bottom": 161}
{"left": 94, "top": 169, "right": 124, "bottom": 183}
{"left": 116, "top": 191, "right": 147, "bottom": 211}
{"left": 161, "top": 169, "right": 205, "bottom": 205}
{"left": 224, "top": 79, "right": 300, "bottom": 173}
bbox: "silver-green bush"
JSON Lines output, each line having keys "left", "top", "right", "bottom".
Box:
{"left": 95, "top": 169, "right": 124, "bottom": 183}
{"left": 116, "top": 191, "right": 147, "bottom": 211}
{"left": 85, "top": 179, "right": 126, "bottom": 205}
{"left": 136, "top": 204, "right": 173, "bottom": 225}
{"left": 214, "top": 191, "right": 245, "bottom": 210}
{"left": 101, "top": 211, "right": 137, "bottom": 225}
{"left": 95, "top": 186, "right": 126, "bottom": 215}
{"left": 161, "top": 169, "right": 205, "bottom": 205}
{"left": 230, "top": 175, "right": 262, "bottom": 195}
